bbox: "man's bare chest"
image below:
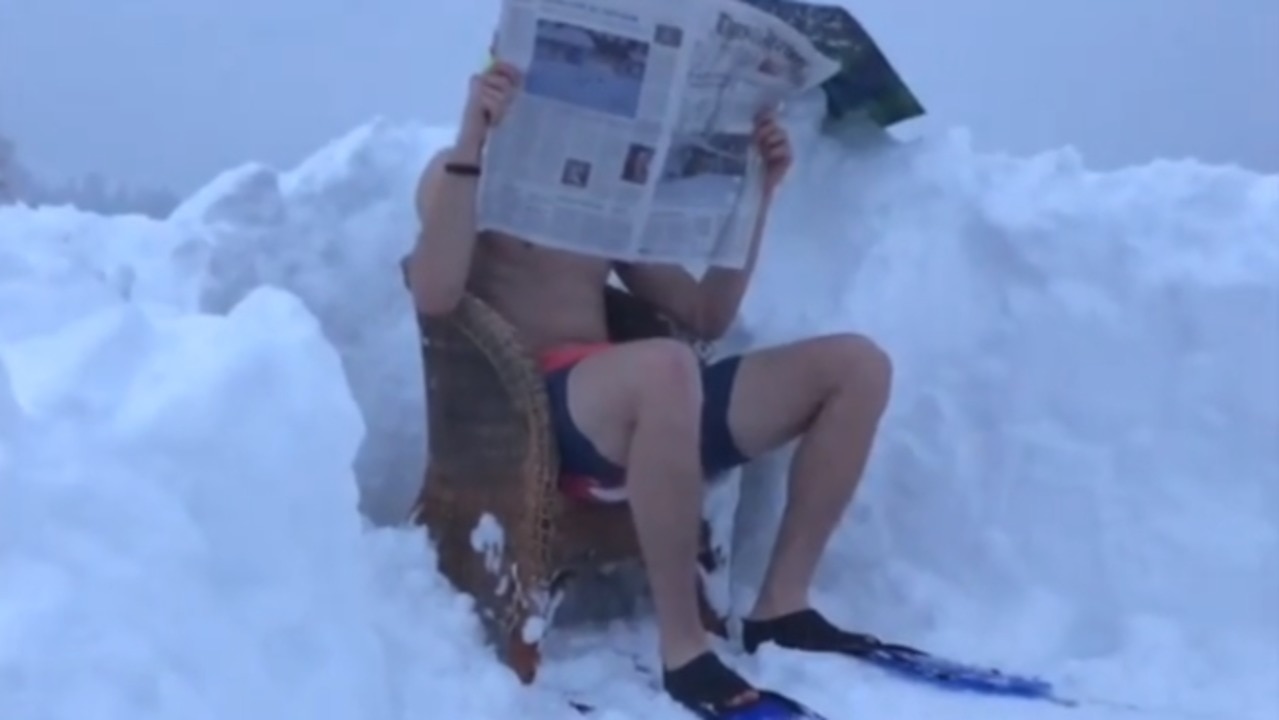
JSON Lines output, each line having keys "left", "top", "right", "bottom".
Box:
{"left": 475, "top": 231, "right": 611, "bottom": 282}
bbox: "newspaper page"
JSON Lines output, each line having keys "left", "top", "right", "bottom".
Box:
{"left": 477, "top": 0, "right": 839, "bottom": 268}
{"left": 636, "top": 0, "right": 840, "bottom": 268}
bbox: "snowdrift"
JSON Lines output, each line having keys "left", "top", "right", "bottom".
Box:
{"left": 1, "top": 115, "right": 1275, "bottom": 720}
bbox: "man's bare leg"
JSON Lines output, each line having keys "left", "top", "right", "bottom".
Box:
{"left": 565, "top": 338, "right": 710, "bottom": 667}
{"left": 725, "top": 333, "right": 893, "bottom": 619}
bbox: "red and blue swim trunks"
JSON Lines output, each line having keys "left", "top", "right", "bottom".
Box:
{"left": 538, "top": 343, "right": 751, "bottom": 504}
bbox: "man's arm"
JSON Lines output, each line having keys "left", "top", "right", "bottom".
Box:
{"left": 406, "top": 61, "right": 521, "bottom": 317}
{"left": 407, "top": 142, "right": 484, "bottom": 317}
{"left": 615, "top": 196, "right": 772, "bottom": 341}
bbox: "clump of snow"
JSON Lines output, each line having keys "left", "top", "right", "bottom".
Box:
{"left": 522, "top": 616, "right": 549, "bottom": 645}
{"left": 0, "top": 113, "right": 1275, "bottom": 720}
{"left": 470, "top": 513, "right": 506, "bottom": 577}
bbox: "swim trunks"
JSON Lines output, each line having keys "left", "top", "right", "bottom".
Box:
{"left": 539, "top": 343, "right": 750, "bottom": 503}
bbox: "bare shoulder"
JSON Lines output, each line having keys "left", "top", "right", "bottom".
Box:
{"left": 414, "top": 150, "right": 450, "bottom": 223}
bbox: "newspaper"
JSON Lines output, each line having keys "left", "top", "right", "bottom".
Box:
{"left": 477, "top": 0, "right": 839, "bottom": 269}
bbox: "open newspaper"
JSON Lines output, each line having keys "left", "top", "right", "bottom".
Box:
{"left": 477, "top": 0, "right": 840, "bottom": 269}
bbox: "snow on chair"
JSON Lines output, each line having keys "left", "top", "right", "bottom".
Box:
{"left": 403, "top": 264, "right": 727, "bottom": 684}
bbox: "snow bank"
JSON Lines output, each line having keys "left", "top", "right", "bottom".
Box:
{"left": 171, "top": 121, "right": 458, "bottom": 523}
{"left": 0, "top": 190, "right": 540, "bottom": 719}
{"left": 732, "top": 123, "right": 1279, "bottom": 718}
{"left": 0, "top": 114, "right": 1275, "bottom": 720}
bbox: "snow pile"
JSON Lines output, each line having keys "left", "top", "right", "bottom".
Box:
{"left": 732, "top": 124, "right": 1279, "bottom": 718}
{"left": 1, "top": 114, "right": 1276, "bottom": 720}
{"left": 0, "top": 197, "right": 537, "bottom": 719}
{"left": 171, "top": 121, "right": 458, "bottom": 523}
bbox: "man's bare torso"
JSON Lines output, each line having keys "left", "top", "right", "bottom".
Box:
{"left": 468, "top": 230, "right": 613, "bottom": 355}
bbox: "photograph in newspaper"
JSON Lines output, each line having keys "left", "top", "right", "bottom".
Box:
{"left": 653, "top": 22, "right": 685, "bottom": 50}
{"left": 524, "top": 19, "right": 650, "bottom": 119}
{"left": 620, "top": 143, "right": 656, "bottom": 185}
{"left": 558, "top": 157, "right": 593, "bottom": 188}
{"left": 654, "top": 131, "right": 752, "bottom": 205}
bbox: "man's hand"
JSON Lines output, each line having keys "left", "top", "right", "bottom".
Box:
{"left": 457, "top": 61, "right": 522, "bottom": 153}
{"left": 754, "top": 107, "right": 793, "bottom": 194}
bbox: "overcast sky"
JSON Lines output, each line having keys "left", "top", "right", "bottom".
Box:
{"left": 1, "top": 0, "right": 1276, "bottom": 193}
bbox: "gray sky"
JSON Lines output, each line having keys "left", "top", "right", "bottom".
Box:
{"left": 2, "top": 0, "right": 1276, "bottom": 193}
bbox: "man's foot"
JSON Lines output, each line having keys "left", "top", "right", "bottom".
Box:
{"left": 662, "top": 652, "right": 760, "bottom": 717}
{"left": 742, "top": 608, "right": 878, "bottom": 655}
{"left": 664, "top": 650, "right": 831, "bottom": 719}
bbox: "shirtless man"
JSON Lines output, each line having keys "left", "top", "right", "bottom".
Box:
{"left": 408, "top": 60, "right": 893, "bottom": 717}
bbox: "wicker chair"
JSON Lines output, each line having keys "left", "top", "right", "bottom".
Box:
{"left": 405, "top": 274, "right": 727, "bottom": 684}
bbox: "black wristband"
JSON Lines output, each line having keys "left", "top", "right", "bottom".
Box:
{"left": 444, "top": 161, "right": 481, "bottom": 176}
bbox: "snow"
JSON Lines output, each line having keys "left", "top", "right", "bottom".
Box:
{"left": 470, "top": 513, "right": 506, "bottom": 577}
{"left": 1, "top": 106, "right": 1277, "bottom": 720}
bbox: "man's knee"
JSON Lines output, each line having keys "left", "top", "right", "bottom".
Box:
{"left": 813, "top": 333, "right": 893, "bottom": 404}
{"left": 562, "top": 339, "right": 702, "bottom": 468}
{"left": 623, "top": 338, "right": 703, "bottom": 411}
